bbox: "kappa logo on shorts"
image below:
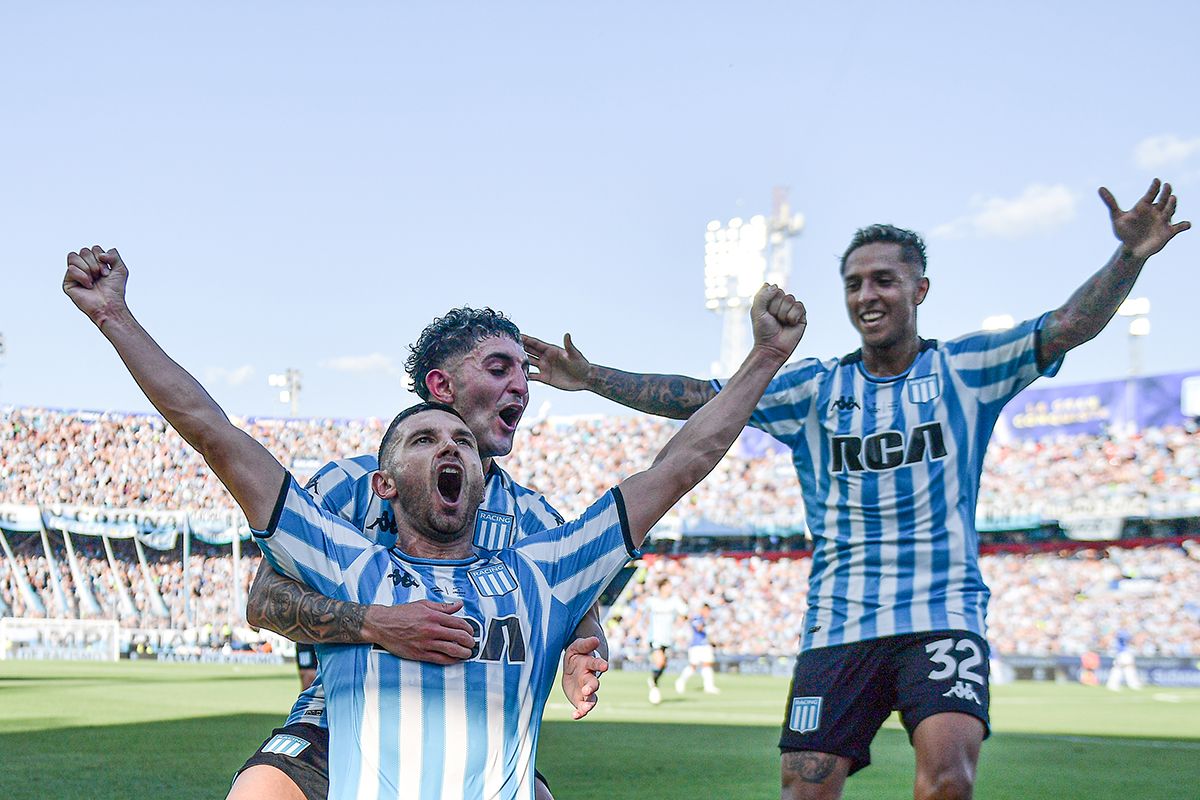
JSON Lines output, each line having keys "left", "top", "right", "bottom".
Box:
{"left": 473, "top": 510, "right": 515, "bottom": 550}
{"left": 789, "top": 696, "right": 823, "bottom": 734}
{"left": 942, "top": 680, "right": 982, "bottom": 705}
{"left": 261, "top": 734, "right": 311, "bottom": 758}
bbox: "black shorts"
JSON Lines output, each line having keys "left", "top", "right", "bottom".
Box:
{"left": 236, "top": 722, "right": 329, "bottom": 800}
{"left": 235, "top": 721, "right": 553, "bottom": 799}
{"left": 296, "top": 643, "right": 318, "bottom": 672}
{"left": 779, "top": 630, "right": 991, "bottom": 775}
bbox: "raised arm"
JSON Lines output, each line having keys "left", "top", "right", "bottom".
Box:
{"left": 63, "top": 247, "right": 283, "bottom": 528}
{"left": 1038, "top": 179, "right": 1190, "bottom": 370}
{"left": 523, "top": 333, "right": 716, "bottom": 419}
{"left": 617, "top": 285, "right": 806, "bottom": 544}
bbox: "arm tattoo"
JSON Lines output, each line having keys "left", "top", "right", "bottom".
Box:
{"left": 592, "top": 367, "right": 716, "bottom": 419}
{"left": 248, "top": 564, "right": 368, "bottom": 644}
{"left": 782, "top": 751, "right": 839, "bottom": 784}
{"left": 1039, "top": 248, "right": 1144, "bottom": 370}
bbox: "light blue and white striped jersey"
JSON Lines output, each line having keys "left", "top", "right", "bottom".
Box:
{"left": 256, "top": 474, "right": 637, "bottom": 800}
{"left": 286, "top": 454, "right": 564, "bottom": 728}
{"left": 714, "top": 316, "right": 1060, "bottom": 652}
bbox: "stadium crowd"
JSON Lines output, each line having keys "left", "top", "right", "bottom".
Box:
{"left": 3, "top": 405, "right": 1200, "bottom": 658}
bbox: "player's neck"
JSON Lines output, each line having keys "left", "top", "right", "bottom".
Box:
{"left": 393, "top": 516, "right": 477, "bottom": 561}
{"left": 861, "top": 334, "right": 921, "bottom": 378}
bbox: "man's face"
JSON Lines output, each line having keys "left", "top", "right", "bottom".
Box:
{"left": 842, "top": 242, "right": 929, "bottom": 350}
{"left": 382, "top": 410, "right": 486, "bottom": 541}
{"left": 446, "top": 336, "right": 529, "bottom": 460}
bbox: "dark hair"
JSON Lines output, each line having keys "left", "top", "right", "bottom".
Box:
{"left": 404, "top": 307, "right": 521, "bottom": 400}
{"left": 377, "top": 401, "right": 467, "bottom": 469}
{"left": 840, "top": 224, "right": 927, "bottom": 276}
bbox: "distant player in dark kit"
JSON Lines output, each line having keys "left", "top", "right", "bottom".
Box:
{"left": 523, "top": 179, "right": 1189, "bottom": 799}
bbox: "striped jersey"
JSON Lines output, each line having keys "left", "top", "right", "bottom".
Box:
{"left": 255, "top": 474, "right": 637, "bottom": 800}
{"left": 286, "top": 454, "right": 564, "bottom": 728}
{"left": 714, "top": 316, "right": 1060, "bottom": 651}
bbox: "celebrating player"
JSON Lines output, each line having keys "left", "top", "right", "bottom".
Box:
{"left": 522, "top": 179, "right": 1189, "bottom": 800}
{"left": 61, "top": 248, "right": 805, "bottom": 800}
{"left": 231, "top": 308, "right": 605, "bottom": 800}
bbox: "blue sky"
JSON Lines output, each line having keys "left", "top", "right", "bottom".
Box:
{"left": 4, "top": 2, "right": 1199, "bottom": 422}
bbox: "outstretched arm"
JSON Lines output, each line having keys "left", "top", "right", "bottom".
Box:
{"left": 1038, "top": 179, "right": 1190, "bottom": 370}
{"left": 246, "top": 563, "right": 475, "bottom": 664}
{"left": 523, "top": 333, "right": 716, "bottom": 419}
{"left": 617, "top": 285, "right": 806, "bottom": 544}
{"left": 62, "top": 247, "right": 283, "bottom": 528}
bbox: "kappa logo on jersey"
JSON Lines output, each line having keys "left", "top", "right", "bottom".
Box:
{"left": 261, "top": 734, "right": 311, "bottom": 757}
{"left": 468, "top": 562, "right": 519, "bottom": 596}
{"left": 942, "top": 680, "right": 982, "bottom": 705}
{"left": 389, "top": 568, "right": 420, "bottom": 588}
{"left": 789, "top": 696, "right": 823, "bottom": 733}
{"left": 907, "top": 374, "right": 941, "bottom": 404}
{"left": 473, "top": 510, "right": 515, "bottom": 550}
{"left": 830, "top": 422, "right": 948, "bottom": 473}
{"left": 828, "top": 396, "right": 861, "bottom": 413}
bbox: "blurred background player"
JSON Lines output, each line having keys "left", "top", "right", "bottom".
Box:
{"left": 524, "top": 179, "right": 1189, "bottom": 800}
{"left": 675, "top": 603, "right": 720, "bottom": 695}
{"left": 1106, "top": 631, "right": 1142, "bottom": 691}
{"left": 296, "top": 643, "right": 317, "bottom": 691}
{"left": 644, "top": 578, "right": 686, "bottom": 704}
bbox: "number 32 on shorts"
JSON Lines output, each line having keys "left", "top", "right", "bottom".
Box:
{"left": 925, "top": 638, "right": 985, "bottom": 684}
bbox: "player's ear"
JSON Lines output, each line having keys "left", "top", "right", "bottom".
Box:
{"left": 425, "top": 368, "right": 454, "bottom": 404}
{"left": 372, "top": 470, "right": 398, "bottom": 500}
{"left": 914, "top": 275, "right": 930, "bottom": 306}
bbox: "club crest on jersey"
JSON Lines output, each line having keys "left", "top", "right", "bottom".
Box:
{"left": 473, "top": 510, "right": 515, "bottom": 550}
{"left": 907, "top": 374, "right": 941, "bottom": 404}
{"left": 789, "top": 697, "right": 823, "bottom": 734}
{"left": 261, "top": 734, "right": 311, "bottom": 757}
{"left": 468, "top": 562, "right": 519, "bottom": 596}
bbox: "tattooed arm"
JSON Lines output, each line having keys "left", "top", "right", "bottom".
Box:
{"left": 1038, "top": 179, "right": 1190, "bottom": 371}
{"left": 522, "top": 333, "right": 716, "bottom": 419}
{"left": 246, "top": 562, "right": 476, "bottom": 665}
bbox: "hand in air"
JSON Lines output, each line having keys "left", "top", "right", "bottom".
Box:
{"left": 750, "top": 283, "right": 807, "bottom": 362}
{"left": 522, "top": 333, "right": 593, "bottom": 391}
{"left": 63, "top": 246, "right": 130, "bottom": 327}
{"left": 1100, "top": 179, "right": 1190, "bottom": 261}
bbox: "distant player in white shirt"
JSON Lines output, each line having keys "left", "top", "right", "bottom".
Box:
{"left": 643, "top": 579, "right": 686, "bottom": 704}
{"left": 63, "top": 249, "right": 806, "bottom": 800}
{"left": 524, "top": 180, "right": 1189, "bottom": 800}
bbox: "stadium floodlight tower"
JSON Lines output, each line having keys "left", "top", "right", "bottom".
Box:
{"left": 268, "top": 368, "right": 302, "bottom": 417}
{"left": 704, "top": 188, "right": 805, "bottom": 377}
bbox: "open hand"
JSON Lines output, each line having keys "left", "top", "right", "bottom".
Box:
{"left": 560, "top": 635, "right": 608, "bottom": 719}
{"left": 1100, "top": 179, "right": 1190, "bottom": 261}
{"left": 363, "top": 599, "right": 477, "bottom": 665}
{"left": 523, "top": 333, "right": 593, "bottom": 391}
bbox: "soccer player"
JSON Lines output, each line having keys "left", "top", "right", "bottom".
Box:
{"left": 232, "top": 308, "right": 605, "bottom": 800}
{"left": 675, "top": 603, "right": 719, "bottom": 695}
{"left": 522, "top": 180, "right": 1189, "bottom": 800}
{"left": 643, "top": 578, "right": 686, "bottom": 704}
{"left": 62, "top": 247, "right": 806, "bottom": 800}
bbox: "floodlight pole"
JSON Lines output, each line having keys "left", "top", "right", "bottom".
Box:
{"left": 704, "top": 189, "right": 804, "bottom": 378}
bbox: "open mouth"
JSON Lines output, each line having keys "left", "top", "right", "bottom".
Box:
{"left": 436, "top": 465, "right": 463, "bottom": 504}
{"left": 497, "top": 404, "right": 523, "bottom": 429}
{"left": 859, "top": 310, "right": 884, "bottom": 327}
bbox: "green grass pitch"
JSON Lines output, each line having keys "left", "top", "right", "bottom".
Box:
{"left": 1, "top": 661, "right": 1197, "bottom": 799}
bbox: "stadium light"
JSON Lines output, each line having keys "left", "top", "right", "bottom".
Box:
{"left": 268, "top": 369, "right": 302, "bottom": 416}
{"left": 981, "top": 314, "right": 1015, "bottom": 332}
{"left": 1116, "top": 297, "right": 1150, "bottom": 377}
{"left": 704, "top": 189, "right": 804, "bottom": 377}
